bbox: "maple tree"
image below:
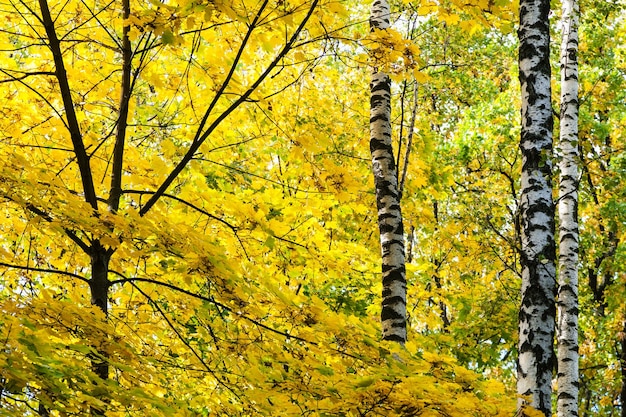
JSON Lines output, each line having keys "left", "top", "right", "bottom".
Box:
{"left": 0, "top": 0, "right": 624, "bottom": 416}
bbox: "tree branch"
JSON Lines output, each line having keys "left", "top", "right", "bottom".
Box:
{"left": 66, "top": 0, "right": 120, "bottom": 48}
{"left": 109, "top": 275, "right": 316, "bottom": 345}
{"left": 0, "top": 262, "right": 89, "bottom": 283}
{"left": 121, "top": 189, "right": 250, "bottom": 260}
{"left": 195, "top": 157, "right": 331, "bottom": 194}
{"left": 38, "top": 0, "right": 98, "bottom": 210}
{"left": 0, "top": 68, "right": 66, "bottom": 124}
{"left": 0, "top": 69, "right": 55, "bottom": 83}
{"left": 192, "top": 0, "right": 271, "bottom": 147}
{"left": 19, "top": 202, "right": 91, "bottom": 253}
{"left": 128, "top": 282, "right": 244, "bottom": 401}
{"left": 108, "top": 0, "right": 132, "bottom": 213}
{"left": 138, "top": 0, "right": 320, "bottom": 216}
{"left": 398, "top": 81, "right": 418, "bottom": 200}
{"left": 122, "top": 190, "right": 236, "bottom": 231}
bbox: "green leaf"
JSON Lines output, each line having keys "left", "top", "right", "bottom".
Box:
{"left": 161, "top": 29, "right": 175, "bottom": 45}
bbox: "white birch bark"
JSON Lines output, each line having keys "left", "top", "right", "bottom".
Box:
{"left": 557, "top": 0, "right": 580, "bottom": 415}
{"left": 370, "top": 0, "right": 407, "bottom": 343}
{"left": 517, "top": 0, "right": 557, "bottom": 415}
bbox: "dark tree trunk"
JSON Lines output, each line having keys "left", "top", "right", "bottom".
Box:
{"left": 89, "top": 243, "right": 111, "bottom": 416}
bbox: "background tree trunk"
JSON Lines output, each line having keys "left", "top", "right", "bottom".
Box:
{"left": 557, "top": 0, "right": 580, "bottom": 415}
{"left": 517, "top": 0, "right": 557, "bottom": 414}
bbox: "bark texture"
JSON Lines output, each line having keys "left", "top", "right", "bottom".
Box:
{"left": 557, "top": 0, "right": 580, "bottom": 415}
{"left": 517, "top": 0, "right": 556, "bottom": 415}
{"left": 89, "top": 244, "right": 111, "bottom": 380}
{"left": 370, "top": 0, "right": 407, "bottom": 342}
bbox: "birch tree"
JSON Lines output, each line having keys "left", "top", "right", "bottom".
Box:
{"left": 556, "top": 0, "right": 580, "bottom": 415}
{"left": 369, "top": 0, "right": 407, "bottom": 342}
{"left": 517, "top": 0, "right": 557, "bottom": 414}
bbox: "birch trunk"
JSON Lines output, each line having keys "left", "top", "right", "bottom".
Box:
{"left": 517, "top": 0, "right": 557, "bottom": 414}
{"left": 621, "top": 321, "right": 626, "bottom": 417}
{"left": 370, "top": 0, "right": 407, "bottom": 343}
{"left": 557, "top": 0, "right": 580, "bottom": 415}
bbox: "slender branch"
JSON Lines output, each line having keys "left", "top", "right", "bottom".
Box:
{"left": 4, "top": 143, "right": 73, "bottom": 152}
{"left": 0, "top": 70, "right": 55, "bottom": 83}
{"left": 20, "top": 202, "right": 91, "bottom": 253}
{"left": 398, "top": 82, "right": 418, "bottom": 200}
{"left": 110, "top": 276, "right": 313, "bottom": 344}
{"left": 261, "top": 53, "right": 323, "bottom": 100}
{"left": 34, "top": 182, "right": 109, "bottom": 205}
{"left": 195, "top": 157, "right": 331, "bottom": 194}
{"left": 128, "top": 282, "right": 244, "bottom": 400}
{"left": 115, "top": 274, "right": 363, "bottom": 360}
{"left": 396, "top": 80, "right": 407, "bottom": 172}
{"left": 108, "top": 0, "right": 132, "bottom": 213}
{"left": 138, "top": 0, "right": 319, "bottom": 216}
{"left": 485, "top": 215, "right": 520, "bottom": 253}
{"left": 0, "top": 262, "right": 89, "bottom": 283}
{"left": 190, "top": 0, "right": 271, "bottom": 147}
{"left": 0, "top": 68, "right": 66, "bottom": 125}
{"left": 203, "top": 137, "right": 257, "bottom": 154}
{"left": 273, "top": 235, "right": 307, "bottom": 249}
{"left": 122, "top": 190, "right": 236, "bottom": 231}
{"left": 489, "top": 243, "right": 523, "bottom": 279}
{"left": 38, "top": 0, "right": 98, "bottom": 210}
{"left": 0, "top": 394, "right": 41, "bottom": 414}
{"left": 66, "top": 0, "right": 120, "bottom": 48}
{"left": 15, "top": 0, "right": 44, "bottom": 26}
{"left": 122, "top": 189, "right": 250, "bottom": 260}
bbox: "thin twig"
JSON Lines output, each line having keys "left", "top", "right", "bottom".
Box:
{"left": 398, "top": 82, "right": 418, "bottom": 201}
